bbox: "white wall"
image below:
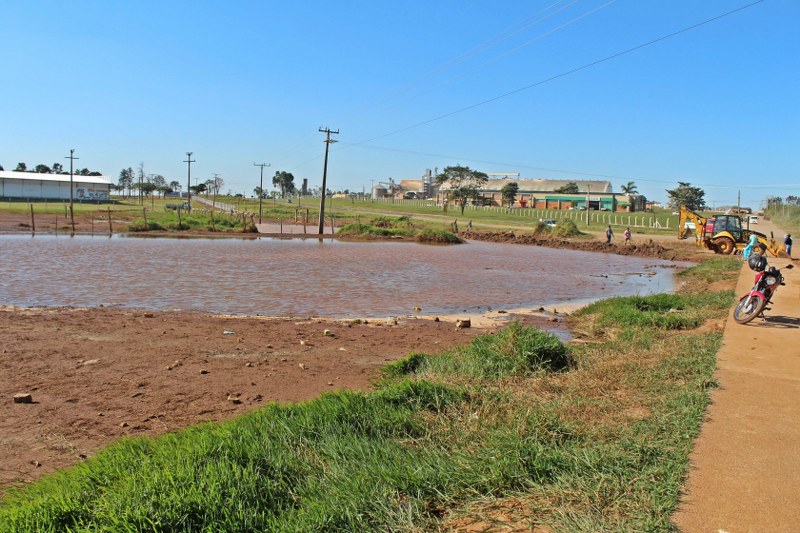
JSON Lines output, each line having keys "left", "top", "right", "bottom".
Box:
{"left": 0, "top": 178, "right": 110, "bottom": 200}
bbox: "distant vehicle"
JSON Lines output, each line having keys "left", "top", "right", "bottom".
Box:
{"left": 541, "top": 219, "right": 558, "bottom": 228}
{"left": 748, "top": 215, "right": 759, "bottom": 224}
{"left": 403, "top": 191, "right": 418, "bottom": 199}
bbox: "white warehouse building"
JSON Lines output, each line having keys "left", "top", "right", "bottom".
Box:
{"left": 0, "top": 171, "right": 112, "bottom": 201}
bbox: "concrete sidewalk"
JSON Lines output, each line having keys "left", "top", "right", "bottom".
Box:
{"left": 673, "top": 255, "right": 800, "bottom": 532}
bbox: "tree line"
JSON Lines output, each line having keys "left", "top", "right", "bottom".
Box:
{"left": 7, "top": 162, "right": 103, "bottom": 176}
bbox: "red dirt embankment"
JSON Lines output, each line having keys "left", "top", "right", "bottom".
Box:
{"left": 461, "top": 230, "right": 703, "bottom": 262}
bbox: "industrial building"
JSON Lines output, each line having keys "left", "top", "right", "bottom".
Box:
{"left": 0, "top": 171, "right": 112, "bottom": 201}
{"left": 376, "top": 171, "right": 647, "bottom": 212}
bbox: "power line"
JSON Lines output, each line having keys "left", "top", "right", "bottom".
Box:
{"left": 270, "top": 1, "right": 582, "bottom": 168}
{"left": 339, "top": 141, "right": 800, "bottom": 191}
{"left": 349, "top": 0, "right": 767, "bottom": 147}
{"left": 370, "top": 0, "right": 615, "bottom": 116}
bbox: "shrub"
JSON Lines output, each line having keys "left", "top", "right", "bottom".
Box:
{"left": 415, "top": 229, "right": 463, "bottom": 244}
{"left": 553, "top": 219, "right": 581, "bottom": 237}
{"left": 128, "top": 221, "right": 165, "bottom": 232}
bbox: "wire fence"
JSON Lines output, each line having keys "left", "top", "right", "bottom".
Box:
{"left": 371, "top": 197, "right": 671, "bottom": 229}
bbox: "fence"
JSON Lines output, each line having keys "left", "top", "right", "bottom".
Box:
{"left": 371, "top": 197, "right": 671, "bottom": 229}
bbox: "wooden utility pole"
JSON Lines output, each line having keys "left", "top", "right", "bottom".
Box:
{"left": 318, "top": 127, "right": 339, "bottom": 234}
{"left": 65, "top": 149, "right": 79, "bottom": 233}
{"left": 184, "top": 152, "right": 195, "bottom": 210}
{"left": 254, "top": 162, "right": 271, "bottom": 224}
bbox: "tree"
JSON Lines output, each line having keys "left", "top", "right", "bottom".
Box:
{"left": 620, "top": 181, "right": 638, "bottom": 195}
{"left": 52, "top": 162, "right": 64, "bottom": 174}
{"left": 554, "top": 182, "right": 579, "bottom": 194}
{"left": 118, "top": 168, "right": 133, "bottom": 197}
{"left": 210, "top": 176, "right": 224, "bottom": 196}
{"left": 435, "top": 165, "right": 489, "bottom": 215}
{"left": 169, "top": 180, "right": 181, "bottom": 194}
{"left": 254, "top": 186, "right": 267, "bottom": 199}
{"left": 190, "top": 183, "right": 207, "bottom": 195}
{"left": 35, "top": 164, "right": 52, "bottom": 174}
{"left": 78, "top": 168, "right": 91, "bottom": 176}
{"left": 15, "top": 162, "right": 27, "bottom": 172}
{"left": 140, "top": 182, "right": 157, "bottom": 199}
{"left": 272, "top": 171, "right": 296, "bottom": 196}
{"left": 500, "top": 182, "right": 519, "bottom": 207}
{"left": 765, "top": 196, "right": 783, "bottom": 208}
{"left": 666, "top": 182, "right": 706, "bottom": 210}
{"left": 0, "top": 164, "right": 4, "bottom": 171}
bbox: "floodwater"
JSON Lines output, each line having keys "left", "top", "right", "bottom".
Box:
{"left": 0, "top": 235, "right": 687, "bottom": 318}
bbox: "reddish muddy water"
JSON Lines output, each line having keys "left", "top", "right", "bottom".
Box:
{"left": 0, "top": 235, "right": 686, "bottom": 317}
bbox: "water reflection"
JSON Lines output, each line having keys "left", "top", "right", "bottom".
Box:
{"left": 0, "top": 235, "right": 686, "bottom": 318}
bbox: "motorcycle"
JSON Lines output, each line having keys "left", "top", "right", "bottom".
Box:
{"left": 733, "top": 261, "right": 794, "bottom": 324}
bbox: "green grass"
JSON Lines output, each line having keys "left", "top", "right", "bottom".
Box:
{"left": 336, "top": 216, "right": 462, "bottom": 243}
{"left": 765, "top": 205, "right": 800, "bottom": 235}
{"left": 0, "top": 261, "right": 736, "bottom": 532}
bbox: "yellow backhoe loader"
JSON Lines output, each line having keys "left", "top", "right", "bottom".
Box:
{"left": 677, "top": 205, "right": 789, "bottom": 258}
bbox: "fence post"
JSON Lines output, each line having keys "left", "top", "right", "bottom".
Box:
{"left": 30, "top": 204, "right": 35, "bottom": 234}
{"left": 143, "top": 208, "right": 148, "bottom": 227}
{"left": 108, "top": 207, "right": 113, "bottom": 234}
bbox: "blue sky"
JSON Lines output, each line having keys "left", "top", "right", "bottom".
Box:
{"left": 2, "top": 0, "right": 798, "bottom": 208}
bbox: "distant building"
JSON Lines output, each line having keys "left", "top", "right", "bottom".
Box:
{"left": 439, "top": 178, "right": 647, "bottom": 212}
{"left": 0, "top": 171, "right": 112, "bottom": 201}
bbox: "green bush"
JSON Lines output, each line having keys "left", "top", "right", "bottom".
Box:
{"left": 415, "top": 229, "right": 463, "bottom": 244}
{"left": 553, "top": 219, "right": 581, "bottom": 237}
{"left": 128, "top": 221, "right": 165, "bottom": 232}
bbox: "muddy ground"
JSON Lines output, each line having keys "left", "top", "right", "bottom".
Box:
{"left": 0, "top": 306, "right": 566, "bottom": 494}
{"left": 0, "top": 209, "right": 706, "bottom": 494}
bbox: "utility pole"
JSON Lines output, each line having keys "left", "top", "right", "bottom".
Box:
{"left": 585, "top": 184, "right": 591, "bottom": 227}
{"left": 184, "top": 152, "right": 195, "bottom": 210}
{"left": 254, "top": 162, "right": 270, "bottom": 224}
{"left": 318, "top": 127, "right": 339, "bottom": 234}
{"left": 64, "top": 149, "right": 79, "bottom": 233}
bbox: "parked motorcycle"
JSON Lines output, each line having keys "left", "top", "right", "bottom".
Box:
{"left": 733, "top": 255, "right": 794, "bottom": 324}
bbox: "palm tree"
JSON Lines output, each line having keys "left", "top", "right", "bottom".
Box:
{"left": 620, "top": 181, "right": 638, "bottom": 195}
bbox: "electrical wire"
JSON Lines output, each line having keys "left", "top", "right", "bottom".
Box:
{"left": 349, "top": 0, "right": 768, "bottom": 147}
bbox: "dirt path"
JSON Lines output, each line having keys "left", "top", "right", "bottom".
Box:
{"left": 673, "top": 221, "right": 799, "bottom": 532}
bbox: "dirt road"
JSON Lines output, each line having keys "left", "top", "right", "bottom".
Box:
{"left": 674, "top": 221, "right": 799, "bottom": 532}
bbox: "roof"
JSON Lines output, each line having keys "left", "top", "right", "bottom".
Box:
{"left": 398, "top": 179, "right": 423, "bottom": 190}
{"left": 483, "top": 178, "right": 612, "bottom": 193}
{"left": 0, "top": 170, "right": 111, "bottom": 185}
{"left": 438, "top": 178, "right": 613, "bottom": 193}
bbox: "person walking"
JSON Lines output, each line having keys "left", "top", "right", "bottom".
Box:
{"left": 624, "top": 227, "right": 631, "bottom": 245}
{"left": 743, "top": 233, "right": 760, "bottom": 260}
{"left": 785, "top": 234, "right": 793, "bottom": 256}
{"left": 605, "top": 225, "right": 614, "bottom": 244}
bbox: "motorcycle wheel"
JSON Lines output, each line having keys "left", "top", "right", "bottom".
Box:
{"left": 733, "top": 293, "right": 766, "bottom": 324}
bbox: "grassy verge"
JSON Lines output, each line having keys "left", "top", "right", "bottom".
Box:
{"left": 765, "top": 205, "right": 800, "bottom": 235}
{"left": 0, "top": 259, "right": 738, "bottom": 532}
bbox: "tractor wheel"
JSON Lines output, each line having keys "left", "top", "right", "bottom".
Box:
{"left": 713, "top": 237, "right": 736, "bottom": 255}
